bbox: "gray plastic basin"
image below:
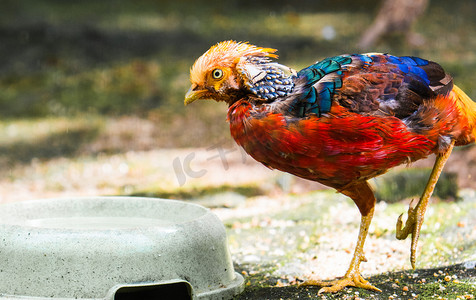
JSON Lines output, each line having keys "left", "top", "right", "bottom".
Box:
{"left": 0, "top": 196, "right": 244, "bottom": 299}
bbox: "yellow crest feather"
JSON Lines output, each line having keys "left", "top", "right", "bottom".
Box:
{"left": 190, "top": 41, "right": 277, "bottom": 85}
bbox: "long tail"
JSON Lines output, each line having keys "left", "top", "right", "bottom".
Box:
{"left": 452, "top": 85, "right": 476, "bottom": 144}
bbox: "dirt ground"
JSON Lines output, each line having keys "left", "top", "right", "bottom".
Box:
{"left": 1, "top": 116, "right": 475, "bottom": 300}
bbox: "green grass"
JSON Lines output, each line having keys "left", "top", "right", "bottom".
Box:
{"left": 237, "top": 264, "right": 476, "bottom": 299}
{"left": 129, "top": 183, "right": 264, "bottom": 201}
{"left": 372, "top": 168, "right": 459, "bottom": 203}
{"left": 230, "top": 189, "right": 476, "bottom": 299}
{"left": 0, "top": 116, "right": 104, "bottom": 166}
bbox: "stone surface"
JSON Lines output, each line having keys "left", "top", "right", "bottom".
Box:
{"left": 0, "top": 197, "right": 244, "bottom": 300}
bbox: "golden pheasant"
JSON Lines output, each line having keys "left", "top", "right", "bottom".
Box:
{"left": 184, "top": 41, "right": 476, "bottom": 293}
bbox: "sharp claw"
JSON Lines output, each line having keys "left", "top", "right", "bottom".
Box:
{"left": 396, "top": 212, "right": 412, "bottom": 240}
{"left": 317, "top": 287, "right": 326, "bottom": 295}
{"left": 396, "top": 199, "right": 419, "bottom": 240}
{"left": 396, "top": 213, "right": 404, "bottom": 237}
{"left": 395, "top": 198, "right": 426, "bottom": 269}
{"left": 307, "top": 274, "right": 381, "bottom": 294}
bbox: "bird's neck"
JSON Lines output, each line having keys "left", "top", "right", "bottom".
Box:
{"left": 227, "top": 99, "right": 253, "bottom": 125}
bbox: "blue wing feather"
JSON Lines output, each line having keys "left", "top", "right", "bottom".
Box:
{"left": 274, "top": 53, "right": 451, "bottom": 119}
{"left": 295, "top": 55, "right": 353, "bottom": 116}
{"left": 385, "top": 55, "right": 431, "bottom": 85}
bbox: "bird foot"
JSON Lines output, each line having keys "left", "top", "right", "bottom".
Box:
{"left": 395, "top": 199, "right": 417, "bottom": 239}
{"left": 395, "top": 199, "right": 423, "bottom": 269}
{"left": 299, "top": 273, "right": 381, "bottom": 294}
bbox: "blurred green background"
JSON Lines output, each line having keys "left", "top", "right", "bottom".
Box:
{"left": 1, "top": 0, "right": 475, "bottom": 200}
{"left": 2, "top": 0, "right": 475, "bottom": 119}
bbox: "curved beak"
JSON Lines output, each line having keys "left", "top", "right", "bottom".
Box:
{"left": 184, "top": 86, "right": 209, "bottom": 106}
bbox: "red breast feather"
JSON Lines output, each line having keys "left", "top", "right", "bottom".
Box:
{"left": 228, "top": 99, "right": 461, "bottom": 189}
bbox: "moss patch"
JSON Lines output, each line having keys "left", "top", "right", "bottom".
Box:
{"left": 128, "top": 183, "right": 265, "bottom": 201}
{"left": 372, "top": 168, "right": 459, "bottom": 203}
{"left": 237, "top": 263, "right": 476, "bottom": 299}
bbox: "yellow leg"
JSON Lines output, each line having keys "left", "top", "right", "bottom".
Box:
{"left": 396, "top": 140, "right": 455, "bottom": 269}
{"left": 300, "top": 182, "right": 381, "bottom": 293}
{"left": 301, "top": 207, "right": 381, "bottom": 293}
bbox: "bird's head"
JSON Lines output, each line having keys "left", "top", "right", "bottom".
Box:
{"left": 185, "top": 40, "right": 295, "bottom": 106}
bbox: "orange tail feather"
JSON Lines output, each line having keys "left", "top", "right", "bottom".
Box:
{"left": 452, "top": 85, "right": 476, "bottom": 144}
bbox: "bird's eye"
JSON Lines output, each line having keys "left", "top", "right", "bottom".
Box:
{"left": 212, "top": 68, "right": 224, "bottom": 79}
